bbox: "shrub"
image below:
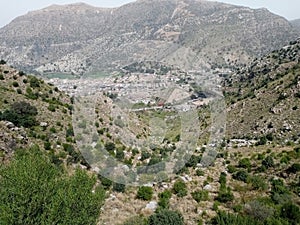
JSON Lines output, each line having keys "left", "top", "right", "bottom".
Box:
{"left": 16, "top": 88, "right": 22, "bottom": 94}
{"left": 48, "top": 104, "right": 56, "bottom": 112}
{"left": 0, "top": 73, "right": 4, "bottom": 80}
{"left": 233, "top": 170, "right": 249, "bottom": 182}
{"left": 113, "top": 182, "right": 126, "bottom": 193}
{"left": 148, "top": 209, "right": 184, "bottom": 225}
{"left": 262, "top": 156, "right": 275, "bottom": 168}
{"left": 191, "top": 190, "right": 209, "bottom": 203}
{"left": 249, "top": 176, "right": 268, "bottom": 191}
{"left": 158, "top": 190, "right": 172, "bottom": 209}
{"left": 0, "top": 146, "right": 105, "bottom": 225}
{"left": 238, "top": 158, "right": 251, "bottom": 169}
{"left": 0, "top": 59, "right": 6, "bottom": 64}
{"left": 122, "top": 216, "right": 147, "bottom": 225}
{"left": 227, "top": 165, "right": 237, "bottom": 174}
{"left": 211, "top": 211, "right": 261, "bottom": 225}
{"left": 44, "top": 141, "right": 51, "bottom": 150}
{"left": 29, "top": 76, "right": 40, "bottom": 88}
{"left": 280, "top": 202, "right": 300, "bottom": 225}
{"left": 173, "top": 180, "right": 187, "bottom": 197}
{"left": 98, "top": 175, "right": 112, "bottom": 190}
{"left": 0, "top": 101, "right": 38, "bottom": 128}
{"left": 105, "top": 142, "right": 116, "bottom": 152}
{"left": 137, "top": 186, "right": 153, "bottom": 201}
{"left": 216, "top": 187, "right": 234, "bottom": 203}
{"left": 12, "top": 81, "right": 19, "bottom": 87}
{"left": 287, "top": 163, "right": 300, "bottom": 173}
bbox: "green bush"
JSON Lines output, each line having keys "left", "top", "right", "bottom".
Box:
{"left": 191, "top": 190, "right": 209, "bottom": 203}
{"left": 173, "top": 180, "right": 187, "bottom": 197}
{"left": 48, "top": 104, "right": 56, "bottom": 112}
{"left": 211, "top": 211, "right": 261, "bottom": 225}
{"left": 262, "top": 156, "right": 275, "bottom": 168}
{"left": 158, "top": 190, "right": 172, "bottom": 209}
{"left": 137, "top": 186, "right": 153, "bottom": 201}
{"left": 216, "top": 187, "right": 234, "bottom": 203}
{"left": 233, "top": 170, "right": 249, "bottom": 182}
{"left": 122, "top": 216, "right": 147, "bottom": 225}
{"left": 12, "top": 81, "right": 19, "bottom": 87}
{"left": 0, "top": 101, "right": 38, "bottom": 128}
{"left": 0, "top": 73, "right": 4, "bottom": 80}
{"left": 29, "top": 76, "right": 40, "bottom": 88}
{"left": 238, "top": 158, "right": 251, "bottom": 169}
{"left": 148, "top": 209, "right": 184, "bottom": 225}
{"left": 0, "top": 146, "right": 105, "bottom": 225}
{"left": 249, "top": 175, "right": 268, "bottom": 191}
{"left": 280, "top": 202, "right": 300, "bottom": 225}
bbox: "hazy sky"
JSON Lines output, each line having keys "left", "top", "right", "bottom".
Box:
{"left": 0, "top": 0, "right": 299, "bottom": 28}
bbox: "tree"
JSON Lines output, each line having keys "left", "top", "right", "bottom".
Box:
{"left": 0, "top": 146, "right": 105, "bottom": 225}
{"left": 148, "top": 209, "right": 184, "bottom": 225}
{"left": 137, "top": 186, "right": 153, "bottom": 201}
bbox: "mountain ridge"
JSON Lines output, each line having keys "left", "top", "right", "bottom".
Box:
{"left": 0, "top": 0, "right": 298, "bottom": 75}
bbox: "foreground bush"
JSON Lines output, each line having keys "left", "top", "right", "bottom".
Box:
{"left": 0, "top": 146, "right": 105, "bottom": 225}
{"left": 148, "top": 209, "right": 184, "bottom": 225}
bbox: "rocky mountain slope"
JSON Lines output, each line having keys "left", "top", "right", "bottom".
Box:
{"left": 0, "top": 0, "right": 298, "bottom": 75}
{"left": 291, "top": 18, "right": 300, "bottom": 32}
{"left": 225, "top": 38, "right": 300, "bottom": 142}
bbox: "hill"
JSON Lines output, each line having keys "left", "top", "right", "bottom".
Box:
{"left": 291, "top": 18, "right": 300, "bottom": 32}
{"left": 225, "top": 38, "right": 300, "bottom": 142}
{"left": 0, "top": 0, "right": 298, "bottom": 75}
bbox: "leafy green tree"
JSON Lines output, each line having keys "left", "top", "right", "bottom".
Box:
{"left": 280, "top": 202, "right": 300, "bottom": 225}
{"left": 148, "top": 209, "right": 184, "bottom": 225}
{"left": 0, "top": 146, "right": 105, "bottom": 225}
{"left": 137, "top": 186, "right": 153, "bottom": 201}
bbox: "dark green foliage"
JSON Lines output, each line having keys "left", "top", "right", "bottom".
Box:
{"left": 116, "top": 148, "right": 125, "bottom": 160}
{"left": 98, "top": 175, "right": 113, "bottom": 190}
{"left": 158, "top": 190, "right": 172, "bottom": 209}
{"left": 148, "top": 209, "right": 184, "bottom": 225}
{"left": 262, "top": 156, "right": 275, "bottom": 168}
{"left": 44, "top": 141, "right": 51, "bottom": 150}
{"left": 123, "top": 216, "right": 147, "bottom": 225}
{"left": 0, "top": 146, "right": 105, "bottom": 225}
{"left": 29, "top": 76, "right": 40, "bottom": 88}
{"left": 280, "top": 203, "right": 300, "bottom": 225}
{"left": 48, "top": 104, "right": 56, "bottom": 112}
{"left": 0, "top": 73, "right": 4, "bottom": 80}
{"left": 196, "top": 169, "right": 205, "bottom": 176}
{"left": 191, "top": 190, "right": 209, "bottom": 202}
{"left": 18, "top": 71, "right": 25, "bottom": 76}
{"left": 137, "top": 186, "right": 153, "bottom": 201}
{"left": 0, "top": 101, "right": 38, "bottom": 128}
{"left": 216, "top": 187, "right": 234, "bottom": 203}
{"left": 16, "top": 88, "right": 22, "bottom": 94}
{"left": 12, "top": 81, "right": 19, "bottom": 87}
{"left": 257, "top": 136, "right": 267, "bottom": 146}
{"left": 113, "top": 182, "right": 126, "bottom": 193}
{"left": 0, "top": 59, "right": 6, "bottom": 64}
{"left": 233, "top": 170, "right": 249, "bottom": 182}
{"left": 173, "top": 180, "right": 187, "bottom": 197}
{"left": 227, "top": 165, "right": 237, "bottom": 173}
{"left": 238, "top": 158, "right": 251, "bottom": 169}
{"left": 211, "top": 211, "right": 261, "bottom": 225}
{"left": 287, "top": 163, "right": 300, "bottom": 173}
{"left": 248, "top": 175, "right": 268, "bottom": 191}
{"left": 26, "top": 87, "right": 38, "bottom": 100}
{"left": 105, "top": 142, "right": 116, "bottom": 152}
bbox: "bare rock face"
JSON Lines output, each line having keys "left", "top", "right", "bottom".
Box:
{"left": 0, "top": 0, "right": 298, "bottom": 75}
